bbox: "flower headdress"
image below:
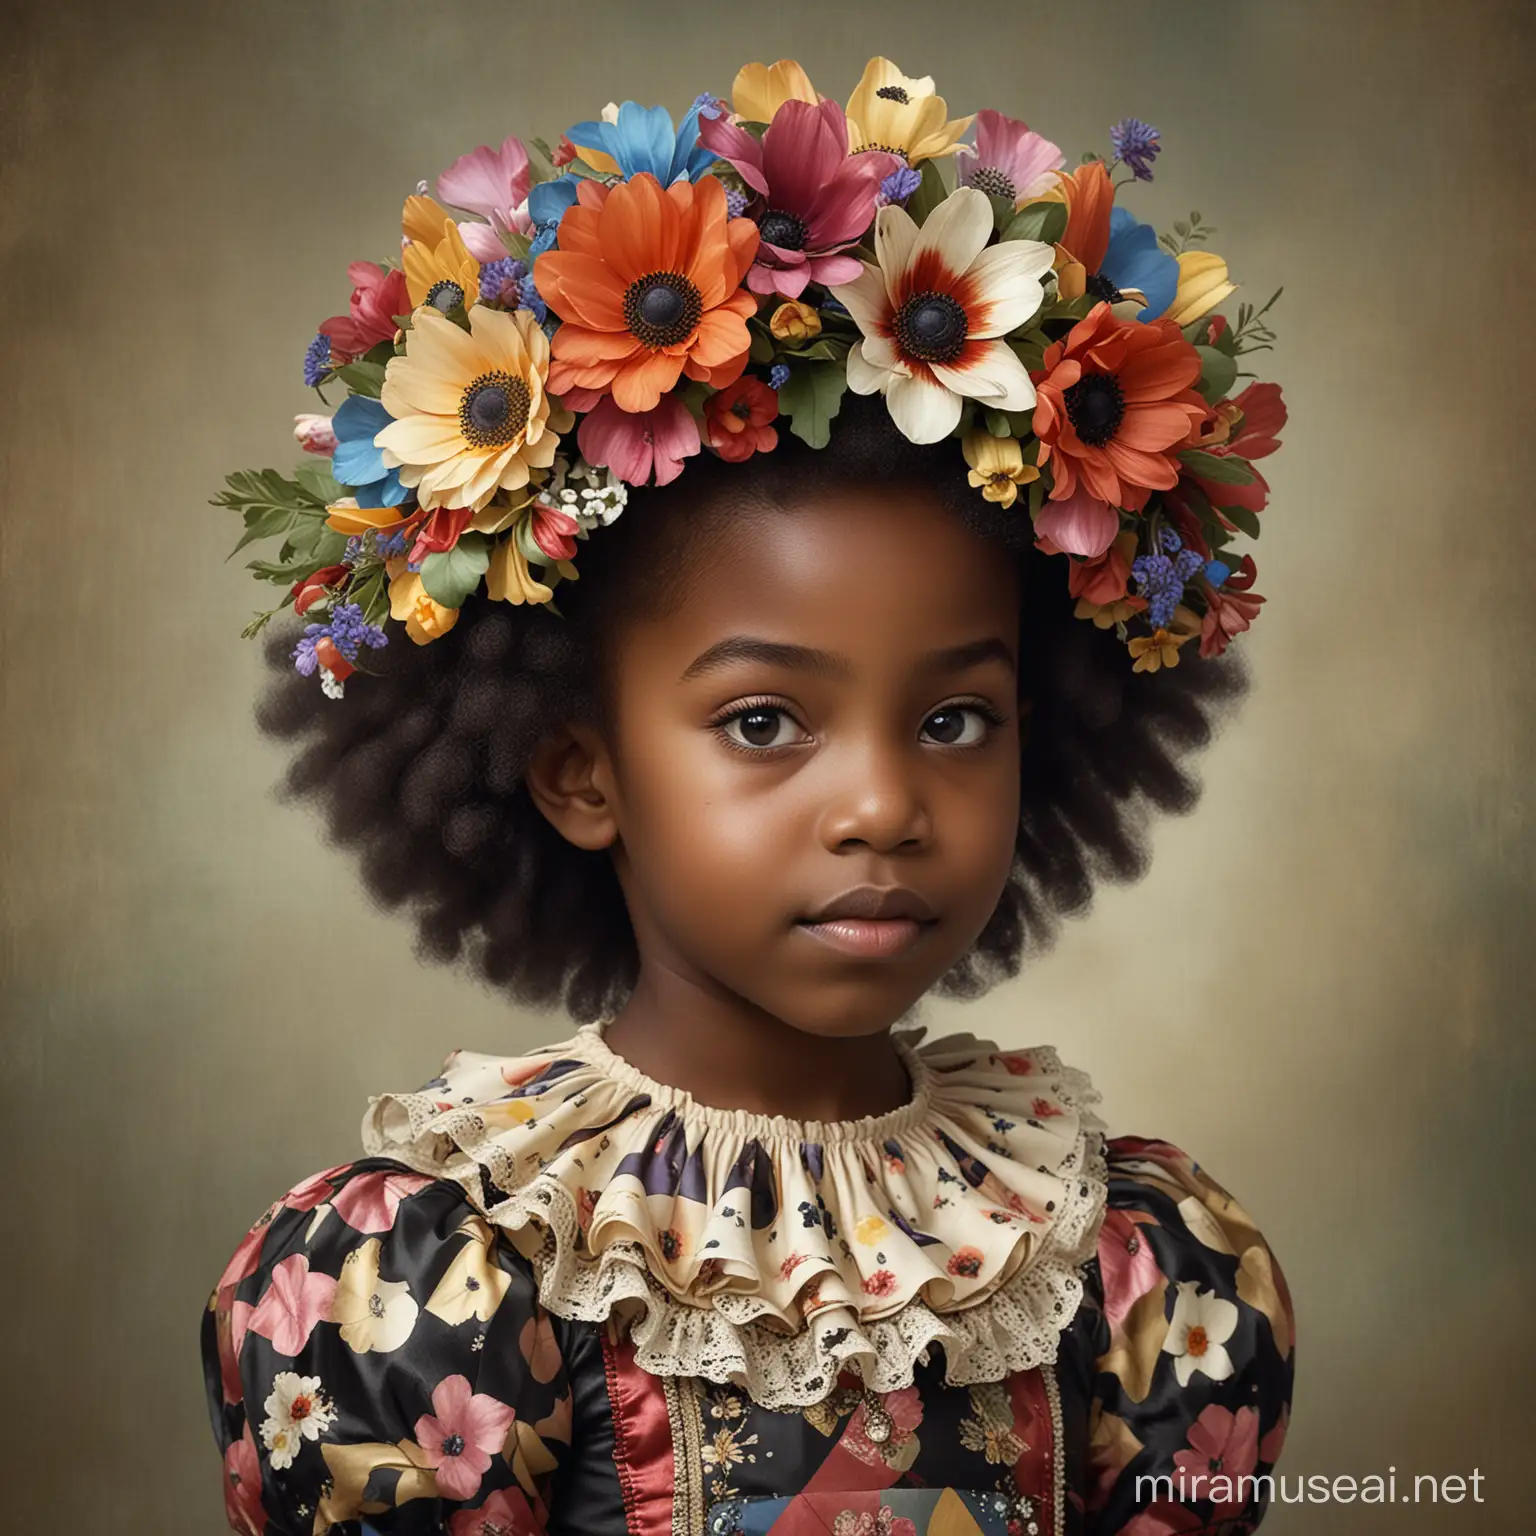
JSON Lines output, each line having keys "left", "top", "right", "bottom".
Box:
{"left": 216, "top": 58, "right": 1286, "bottom": 698}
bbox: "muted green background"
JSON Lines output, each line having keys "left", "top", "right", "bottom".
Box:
{"left": 1, "top": 1, "right": 1530, "bottom": 1530}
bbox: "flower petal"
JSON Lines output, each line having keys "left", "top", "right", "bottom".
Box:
{"left": 885, "top": 368, "right": 961, "bottom": 443}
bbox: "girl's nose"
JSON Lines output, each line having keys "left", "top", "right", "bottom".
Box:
{"left": 815, "top": 742, "right": 933, "bottom": 854}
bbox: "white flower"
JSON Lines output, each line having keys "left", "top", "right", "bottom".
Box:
{"left": 260, "top": 1371, "right": 336, "bottom": 1469}
{"left": 1163, "top": 1279, "right": 1240, "bottom": 1386}
{"left": 318, "top": 668, "right": 346, "bottom": 701}
{"left": 293, "top": 413, "right": 338, "bottom": 456}
{"left": 830, "top": 186, "right": 1054, "bottom": 444}
{"left": 330, "top": 1237, "right": 420, "bottom": 1353}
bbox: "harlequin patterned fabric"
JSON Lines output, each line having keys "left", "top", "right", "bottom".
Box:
{"left": 200, "top": 1033, "right": 1296, "bottom": 1536}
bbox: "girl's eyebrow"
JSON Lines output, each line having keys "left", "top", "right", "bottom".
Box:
{"left": 679, "top": 635, "right": 1016, "bottom": 683}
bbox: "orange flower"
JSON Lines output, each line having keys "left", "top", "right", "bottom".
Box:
{"left": 534, "top": 173, "right": 759, "bottom": 414}
{"left": 1031, "top": 301, "right": 1210, "bottom": 513}
{"left": 704, "top": 376, "right": 779, "bottom": 462}
{"left": 1036, "top": 159, "right": 1115, "bottom": 279}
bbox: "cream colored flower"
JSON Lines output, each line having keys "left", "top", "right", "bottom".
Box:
{"left": 260, "top": 1371, "right": 336, "bottom": 1470}
{"left": 376, "top": 304, "right": 570, "bottom": 513}
{"left": 426, "top": 1216, "right": 512, "bottom": 1325}
{"left": 845, "top": 57, "right": 973, "bottom": 164}
{"left": 331, "top": 1237, "right": 420, "bottom": 1353}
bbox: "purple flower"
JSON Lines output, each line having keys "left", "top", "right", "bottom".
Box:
{"left": 692, "top": 93, "right": 725, "bottom": 121}
{"left": 479, "top": 256, "right": 528, "bottom": 306}
{"left": 291, "top": 633, "right": 322, "bottom": 677}
{"left": 724, "top": 188, "right": 749, "bottom": 220}
{"left": 302, "top": 332, "right": 333, "bottom": 387}
{"left": 377, "top": 526, "right": 412, "bottom": 559}
{"left": 518, "top": 273, "right": 548, "bottom": 324}
{"left": 1109, "top": 118, "right": 1161, "bottom": 181}
{"left": 291, "top": 602, "right": 387, "bottom": 677}
{"left": 875, "top": 166, "right": 923, "bottom": 207}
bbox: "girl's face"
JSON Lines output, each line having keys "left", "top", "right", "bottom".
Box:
{"left": 551, "top": 483, "right": 1023, "bottom": 1039}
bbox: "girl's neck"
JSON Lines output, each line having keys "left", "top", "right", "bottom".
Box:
{"left": 599, "top": 973, "right": 913, "bottom": 1127}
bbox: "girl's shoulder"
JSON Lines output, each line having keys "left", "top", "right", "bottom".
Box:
{"left": 201, "top": 1155, "right": 579, "bottom": 1533}
{"left": 1081, "top": 1133, "right": 1297, "bottom": 1532}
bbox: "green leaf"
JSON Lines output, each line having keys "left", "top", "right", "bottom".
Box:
{"left": 748, "top": 323, "right": 775, "bottom": 365}
{"left": 420, "top": 533, "right": 492, "bottom": 607}
{"left": 212, "top": 468, "right": 319, "bottom": 555}
{"left": 903, "top": 159, "right": 951, "bottom": 226}
{"left": 1026, "top": 474, "right": 1045, "bottom": 520}
{"left": 293, "top": 461, "right": 345, "bottom": 506}
{"left": 776, "top": 360, "right": 846, "bottom": 448}
{"left": 1177, "top": 449, "right": 1256, "bottom": 486}
{"left": 1221, "top": 505, "right": 1262, "bottom": 540}
{"left": 1003, "top": 200, "right": 1067, "bottom": 247}
{"left": 335, "top": 360, "right": 387, "bottom": 398}
{"left": 1194, "top": 345, "right": 1238, "bottom": 405}
{"left": 985, "top": 191, "right": 1016, "bottom": 232}
{"left": 282, "top": 519, "right": 348, "bottom": 568}
{"left": 984, "top": 409, "right": 1013, "bottom": 438}
{"left": 778, "top": 337, "right": 850, "bottom": 364}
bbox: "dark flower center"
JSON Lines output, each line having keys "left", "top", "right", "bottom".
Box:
{"left": 624, "top": 271, "right": 704, "bottom": 349}
{"left": 892, "top": 291, "right": 968, "bottom": 364}
{"left": 757, "top": 209, "right": 808, "bottom": 252}
{"left": 441, "top": 1433, "right": 465, "bottom": 1458}
{"left": 1085, "top": 272, "right": 1126, "bottom": 304}
{"left": 1064, "top": 371, "right": 1125, "bottom": 447}
{"left": 967, "top": 166, "right": 1017, "bottom": 202}
{"left": 730, "top": 397, "right": 755, "bottom": 421}
{"left": 459, "top": 371, "right": 532, "bottom": 448}
{"left": 876, "top": 85, "right": 910, "bottom": 104}
{"left": 425, "top": 280, "right": 466, "bottom": 313}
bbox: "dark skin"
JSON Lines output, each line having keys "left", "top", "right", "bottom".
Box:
{"left": 525, "top": 483, "right": 1023, "bottom": 1125}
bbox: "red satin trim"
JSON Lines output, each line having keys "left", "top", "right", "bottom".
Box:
{"left": 601, "top": 1329, "right": 677, "bottom": 1536}
{"left": 1008, "top": 1367, "right": 1058, "bottom": 1528}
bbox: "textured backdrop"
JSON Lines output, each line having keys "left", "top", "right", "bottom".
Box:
{"left": 1, "top": 1, "right": 1530, "bottom": 1530}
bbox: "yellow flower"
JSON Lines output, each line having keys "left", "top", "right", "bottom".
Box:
{"left": 401, "top": 194, "right": 481, "bottom": 312}
{"left": 1162, "top": 251, "right": 1237, "bottom": 327}
{"left": 324, "top": 498, "right": 409, "bottom": 538}
{"left": 962, "top": 431, "right": 1039, "bottom": 509}
{"left": 1075, "top": 595, "right": 1145, "bottom": 630}
{"left": 486, "top": 537, "right": 578, "bottom": 606}
{"left": 769, "top": 300, "right": 822, "bottom": 343}
{"left": 425, "top": 1215, "right": 511, "bottom": 1325}
{"left": 376, "top": 305, "right": 569, "bottom": 512}
{"left": 845, "top": 57, "right": 973, "bottom": 164}
{"left": 387, "top": 562, "right": 460, "bottom": 645}
{"left": 732, "top": 59, "right": 819, "bottom": 123}
{"left": 854, "top": 1215, "right": 890, "bottom": 1246}
{"left": 1128, "top": 606, "right": 1201, "bottom": 672}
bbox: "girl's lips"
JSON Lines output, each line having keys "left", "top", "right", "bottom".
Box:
{"left": 794, "top": 916, "right": 934, "bottom": 958}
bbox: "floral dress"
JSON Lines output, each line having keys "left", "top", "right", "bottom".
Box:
{"left": 201, "top": 1024, "right": 1295, "bottom": 1536}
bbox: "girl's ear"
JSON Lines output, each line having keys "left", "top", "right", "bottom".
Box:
{"left": 523, "top": 724, "right": 620, "bottom": 851}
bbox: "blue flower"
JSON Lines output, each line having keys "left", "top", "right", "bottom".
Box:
{"left": 526, "top": 175, "right": 581, "bottom": 254}
{"left": 566, "top": 100, "right": 717, "bottom": 186}
{"left": 1204, "top": 559, "right": 1232, "bottom": 588}
{"left": 768, "top": 363, "right": 790, "bottom": 390}
{"left": 331, "top": 395, "right": 407, "bottom": 507}
{"left": 1100, "top": 206, "right": 1179, "bottom": 322}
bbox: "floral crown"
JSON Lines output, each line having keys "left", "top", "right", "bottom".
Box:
{"left": 216, "top": 57, "right": 1285, "bottom": 698}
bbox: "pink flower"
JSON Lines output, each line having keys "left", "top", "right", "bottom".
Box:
{"left": 861, "top": 1268, "right": 898, "bottom": 1298}
{"left": 699, "top": 99, "right": 899, "bottom": 299}
{"left": 293, "top": 413, "right": 338, "bottom": 455}
{"left": 956, "top": 109, "right": 1066, "bottom": 207}
{"left": 246, "top": 1253, "right": 339, "bottom": 1357}
{"left": 576, "top": 394, "right": 702, "bottom": 487}
{"left": 1033, "top": 482, "right": 1120, "bottom": 557}
{"left": 1172, "top": 1404, "right": 1260, "bottom": 1517}
{"left": 319, "top": 261, "right": 409, "bottom": 362}
{"left": 457, "top": 221, "right": 513, "bottom": 264}
{"left": 1096, "top": 1208, "right": 1165, "bottom": 1334}
{"left": 449, "top": 1485, "right": 544, "bottom": 1536}
{"left": 414, "top": 1373, "right": 517, "bottom": 1501}
{"left": 223, "top": 1424, "right": 268, "bottom": 1536}
{"left": 436, "top": 133, "right": 531, "bottom": 237}
{"left": 331, "top": 1169, "right": 436, "bottom": 1235}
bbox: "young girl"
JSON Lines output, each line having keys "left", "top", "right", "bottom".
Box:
{"left": 202, "top": 59, "right": 1294, "bottom": 1536}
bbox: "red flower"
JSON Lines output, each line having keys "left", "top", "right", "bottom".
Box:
{"left": 1178, "top": 380, "right": 1287, "bottom": 521}
{"left": 223, "top": 1425, "right": 267, "bottom": 1536}
{"left": 408, "top": 506, "right": 475, "bottom": 566}
{"left": 946, "top": 1246, "right": 984, "bottom": 1279}
{"left": 290, "top": 563, "right": 349, "bottom": 615}
{"left": 704, "top": 377, "right": 780, "bottom": 462}
{"left": 530, "top": 502, "right": 580, "bottom": 561}
{"left": 658, "top": 1227, "right": 685, "bottom": 1263}
{"left": 319, "top": 260, "right": 409, "bottom": 363}
{"left": 861, "top": 1268, "right": 898, "bottom": 1298}
{"left": 1199, "top": 554, "right": 1266, "bottom": 659}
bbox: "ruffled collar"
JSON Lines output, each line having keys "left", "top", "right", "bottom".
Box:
{"left": 361, "top": 1020, "right": 1108, "bottom": 1410}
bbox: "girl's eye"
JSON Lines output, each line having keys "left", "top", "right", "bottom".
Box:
{"left": 718, "top": 706, "right": 807, "bottom": 751}
{"left": 921, "top": 706, "right": 997, "bottom": 747}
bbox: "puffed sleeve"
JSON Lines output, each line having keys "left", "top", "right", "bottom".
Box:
{"left": 200, "top": 1156, "right": 574, "bottom": 1536}
{"left": 1082, "top": 1136, "right": 1296, "bottom": 1536}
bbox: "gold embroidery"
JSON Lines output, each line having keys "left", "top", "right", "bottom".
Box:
{"left": 663, "top": 1373, "right": 707, "bottom": 1536}
{"left": 1041, "top": 1361, "right": 1066, "bottom": 1536}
